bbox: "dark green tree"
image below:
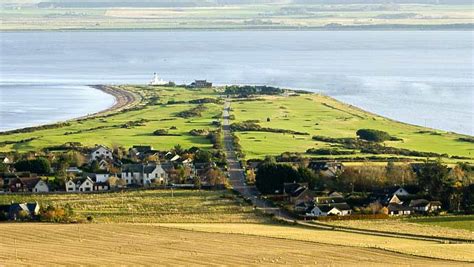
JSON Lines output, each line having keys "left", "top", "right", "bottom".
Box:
{"left": 256, "top": 163, "right": 301, "bottom": 194}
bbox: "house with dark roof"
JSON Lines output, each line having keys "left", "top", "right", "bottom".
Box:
{"left": 409, "top": 199, "right": 442, "bottom": 214}
{"left": 189, "top": 80, "right": 212, "bottom": 88}
{"left": 8, "top": 202, "right": 40, "bottom": 221}
{"left": 306, "top": 203, "right": 352, "bottom": 217}
{"left": 283, "top": 183, "right": 313, "bottom": 204}
{"left": 9, "top": 177, "right": 45, "bottom": 193}
{"left": 308, "top": 161, "right": 344, "bottom": 178}
{"left": 121, "top": 163, "right": 167, "bottom": 186}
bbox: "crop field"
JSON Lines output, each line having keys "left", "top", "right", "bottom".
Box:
{"left": 321, "top": 217, "right": 474, "bottom": 241}
{"left": 158, "top": 223, "right": 474, "bottom": 263}
{"left": 408, "top": 215, "right": 474, "bottom": 232}
{"left": 231, "top": 94, "right": 474, "bottom": 161}
{"left": 0, "top": 189, "right": 264, "bottom": 223}
{"left": 0, "top": 223, "right": 462, "bottom": 266}
{"left": 1, "top": 4, "right": 472, "bottom": 30}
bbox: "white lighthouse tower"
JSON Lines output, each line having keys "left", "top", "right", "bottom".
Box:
{"left": 149, "top": 73, "right": 168, "bottom": 86}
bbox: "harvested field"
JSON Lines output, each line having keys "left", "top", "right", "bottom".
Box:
{"left": 0, "top": 223, "right": 461, "bottom": 266}
{"left": 159, "top": 223, "right": 474, "bottom": 263}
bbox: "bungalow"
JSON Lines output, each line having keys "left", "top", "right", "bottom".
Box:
{"left": 306, "top": 203, "right": 352, "bottom": 217}
{"left": 409, "top": 199, "right": 442, "bottom": 214}
{"left": 90, "top": 145, "right": 113, "bottom": 162}
{"left": 121, "top": 163, "right": 167, "bottom": 186}
{"left": 388, "top": 203, "right": 412, "bottom": 216}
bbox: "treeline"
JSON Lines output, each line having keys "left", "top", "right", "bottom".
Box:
{"left": 231, "top": 121, "right": 309, "bottom": 135}
{"left": 224, "top": 85, "right": 283, "bottom": 97}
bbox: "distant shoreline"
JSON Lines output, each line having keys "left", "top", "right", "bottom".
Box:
{"left": 1, "top": 23, "right": 473, "bottom": 32}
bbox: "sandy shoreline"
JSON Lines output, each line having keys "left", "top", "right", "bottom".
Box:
{"left": 0, "top": 85, "right": 139, "bottom": 134}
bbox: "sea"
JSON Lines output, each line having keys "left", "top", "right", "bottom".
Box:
{"left": 0, "top": 31, "right": 472, "bottom": 135}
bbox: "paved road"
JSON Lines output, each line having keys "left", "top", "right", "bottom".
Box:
{"left": 222, "top": 100, "right": 292, "bottom": 219}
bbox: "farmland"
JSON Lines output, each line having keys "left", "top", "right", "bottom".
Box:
{"left": 158, "top": 223, "right": 474, "bottom": 262}
{"left": 0, "top": 223, "right": 464, "bottom": 266}
{"left": 0, "top": 189, "right": 263, "bottom": 223}
{"left": 1, "top": 3, "right": 473, "bottom": 31}
{"left": 321, "top": 217, "right": 474, "bottom": 241}
{"left": 0, "top": 85, "right": 472, "bottom": 164}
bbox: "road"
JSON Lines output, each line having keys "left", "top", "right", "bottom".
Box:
{"left": 222, "top": 100, "right": 292, "bottom": 219}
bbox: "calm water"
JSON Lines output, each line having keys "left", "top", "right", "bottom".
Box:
{"left": 1, "top": 31, "right": 473, "bottom": 135}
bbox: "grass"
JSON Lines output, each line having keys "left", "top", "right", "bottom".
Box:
{"left": 1, "top": 85, "right": 472, "bottom": 164}
{"left": 322, "top": 217, "right": 474, "bottom": 241}
{"left": 1, "top": 223, "right": 462, "bottom": 266}
{"left": 159, "top": 223, "right": 474, "bottom": 262}
{"left": 1, "top": 4, "right": 473, "bottom": 30}
{"left": 408, "top": 215, "right": 474, "bottom": 232}
{"left": 0, "top": 86, "right": 221, "bottom": 152}
{"left": 231, "top": 95, "right": 474, "bottom": 161}
{"left": 0, "top": 189, "right": 264, "bottom": 223}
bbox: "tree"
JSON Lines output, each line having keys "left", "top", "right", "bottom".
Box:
{"left": 417, "top": 160, "right": 451, "bottom": 206}
{"left": 194, "top": 150, "right": 212, "bottom": 164}
{"left": 256, "top": 163, "right": 301, "bottom": 194}
{"left": 356, "top": 129, "right": 393, "bottom": 142}
{"left": 297, "top": 167, "right": 320, "bottom": 190}
{"left": 14, "top": 158, "right": 51, "bottom": 174}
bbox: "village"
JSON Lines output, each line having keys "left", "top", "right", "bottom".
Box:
{"left": 0, "top": 142, "right": 470, "bottom": 221}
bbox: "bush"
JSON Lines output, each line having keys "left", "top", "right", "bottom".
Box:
{"left": 356, "top": 129, "right": 397, "bottom": 142}
{"left": 306, "top": 148, "right": 355, "bottom": 155}
{"left": 176, "top": 104, "right": 207, "bottom": 118}
{"left": 231, "top": 121, "right": 309, "bottom": 135}
{"left": 153, "top": 129, "right": 169, "bottom": 136}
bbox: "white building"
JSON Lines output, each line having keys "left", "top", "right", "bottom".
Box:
{"left": 65, "top": 177, "right": 95, "bottom": 192}
{"left": 121, "top": 163, "right": 167, "bottom": 186}
{"left": 33, "top": 180, "right": 49, "bottom": 193}
{"left": 90, "top": 145, "right": 113, "bottom": 162}
{"left": 149, "top": 73, "right": 168, "bottom": 86}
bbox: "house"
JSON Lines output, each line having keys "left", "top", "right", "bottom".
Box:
{"left": 388, "top": 203, "right": 412, "bottom": 216}
{"left": 8, "top": 202, "right": 40, "bottom": 221}
{"left": 90, "top": 145, "right": 113, "bottom": 162}
{"left": 121, "top": 163, "right": 167, "bottom": 186}
{"left": 371, "top": 186, "right": 412, "bottom": 205}
{"left": 33, "top": 179, "right": 49, "bottom": 193}
{"left": 129, "top": 145, "right": 156, "bottom": 160}
{"left": 94, "top": 182, "right": 109, "bottom": 191}
{"left": 409, "top": 199, "right": 442, "bottom": 214}
{"left": 189, "top": 80, "right": 212, "bottom": 88}
{"left": 9, "top": 177, "right": 42, "bottom": 192}
{"left": 98, "top": 159, "right": 110, "bottom": 171}
{"left": 306, "top": 203, "right": 352, "bottom": 217}
{"left": 283, "top": 183, "right": 313, "bottom": 204}
{"left": 66, "top": 167, "right": 82, "bottom": 174}
{"left": 308, "top": 161, "right": 344, "bottom": 178}
{"left": 0, "top": 155, "right": 11, "bottom": 164}
{"left": 65, "top": 177, "right": 95, "bottom": 192}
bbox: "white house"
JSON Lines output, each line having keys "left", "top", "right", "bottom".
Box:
{"left": 90, "top": 145, "right": 113, "bottom": 162}
{"left": 306, "top": 204, "right": 352, "bottom": 217}
{"left": 33, "top": 180, "right": 49, "bottom": 193}
{"left": 392, "top": 187, "right": 409, "bottom": 196}
{"left": 78, "top": 177, "right": 94, "bottom": 192}
{"left": 65, "top": 180, "right": 77, "bottom": 192}
{"left": 121, "top": 163, "right": 167, "bottom": 186}
{"left": 0, "top": 155, "right": 11, "bottom": 164}
{"left": 95, "top": 173, "right": 110, "bottom": 183}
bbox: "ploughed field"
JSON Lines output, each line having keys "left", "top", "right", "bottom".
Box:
{"left": 0, "top": 223, "right": 468, "bottom": 265}
{"left": 0, "top": 85, "right": 472, "bottom": 163}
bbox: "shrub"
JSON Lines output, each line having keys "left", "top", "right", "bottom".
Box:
{"left": 176, "top": 104, "right": 207, "bottom": 118}
{"left": 14, "top": 157, "right": 51, "bottom": 174}
{"left": 356, "top": 129, "right": 398, "bottom": 142}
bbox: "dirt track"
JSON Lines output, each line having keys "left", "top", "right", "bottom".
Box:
{"left": 0, "top": 223, "right": 460, "bottom": 266}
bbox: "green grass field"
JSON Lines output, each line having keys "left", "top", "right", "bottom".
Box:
{"left": 231, "top": 94, "right": 474, "bottom": 161}
{"left": 408, "top": 215, "right": 474, "bottom": 232}
{"left": 1, "top": 85, "right": 472, "bottom": 163}
{"left": 1, "top": 4, "right": 472, "bottom": 30}
{"left": 0, "top": 189, "right": 264, "bottom": 223}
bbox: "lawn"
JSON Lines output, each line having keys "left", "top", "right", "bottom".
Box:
{"left": 0, "top": 189, "right": 264, "bottom": 223}
{"left": 230, "top": 94, "right": 474, "bottom": 161}
{"left": 1, "top": 85, "right": 472, "bottom": 164}
{"left": 408, "top": 215, "right": 474, "bottom": 232}
{"left": 0, "top": 86, "right": 221, "bottom": 152}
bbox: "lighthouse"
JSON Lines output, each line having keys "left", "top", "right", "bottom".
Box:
{"left": 149, "top": 72, "right": 168, "bottom": 86}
